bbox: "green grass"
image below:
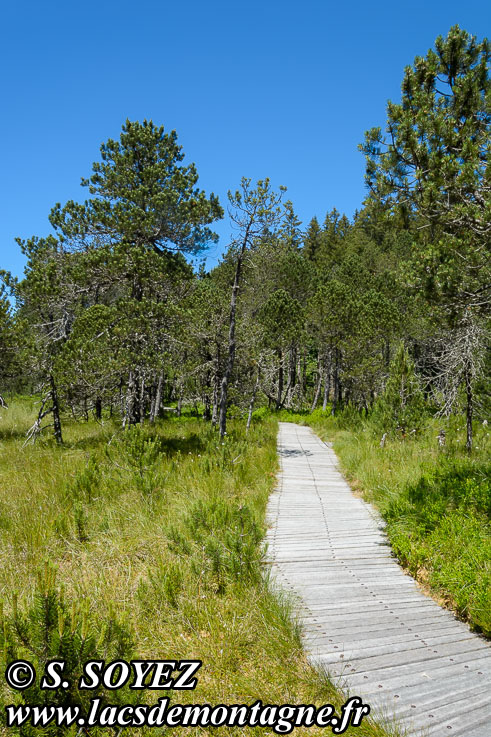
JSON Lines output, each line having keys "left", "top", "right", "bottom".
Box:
{"left": 0, "top": 399, "right": 399, "bottom": 736}
{"left": 290, "top": 408, "right": 491, "bottom": 637}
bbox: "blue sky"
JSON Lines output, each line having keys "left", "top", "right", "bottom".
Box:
{"left": 1, "top": 1, "right": 489, "bottom": 279}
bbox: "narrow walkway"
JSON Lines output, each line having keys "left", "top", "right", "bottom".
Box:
{"left": 266, "top": 423, "right": 490, "bottom": 737}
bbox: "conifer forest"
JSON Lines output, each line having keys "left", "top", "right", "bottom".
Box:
{"left": 0, "top": 25, "right": 489, "bottom": 737}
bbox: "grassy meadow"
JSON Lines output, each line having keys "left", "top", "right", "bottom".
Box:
{"left": 0, "top": 398, "right": 399, "bottom": 737}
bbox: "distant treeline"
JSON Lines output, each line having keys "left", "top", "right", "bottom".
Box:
{"left": 0, "top": 26, "right": 489, "bottom": 449}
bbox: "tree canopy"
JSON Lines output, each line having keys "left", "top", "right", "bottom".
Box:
{"left": 50, "top": 119, "right": 223, "bottom": 256}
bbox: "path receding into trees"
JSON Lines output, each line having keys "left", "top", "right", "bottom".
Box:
{"left": 266, "top": 423, "right": 491, "bottom": 737}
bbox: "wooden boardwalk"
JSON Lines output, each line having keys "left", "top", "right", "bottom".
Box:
{"left": 266, "top": 423, "right": 491, "bottom": 737}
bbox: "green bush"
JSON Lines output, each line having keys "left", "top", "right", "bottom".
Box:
{"left": 310, "top": 406, "right": 332, "bottom": 421}
{"left": 107, "top": 424, "right": 165, "bottom": 496}
{"left": 385, "top": 462, "right": 491, "bottom": 532}
{"left": 65, "top": 457, "right": 100, "bottom": 504}
{"left": 166, "top": 498, "right": 265, "bottom": 594}
{"left": 251, "top": 406, "right": 269, "bottom": 422}
{"left": 0, "top": 564, "right": 135, "bottom": 735}
{"left": 384, "top": 461, "right": 490, "bottom": 634}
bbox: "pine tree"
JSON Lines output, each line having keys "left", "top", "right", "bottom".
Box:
{"left": 50, "top": 119, "right": 223, "bottom": 257}
{"left": 278, "top": 200, "right": 303, "bottom": 249}
{"left": 17, "top": 120, "right": 223, "bottom": 433}
{"left": 361, "top": 26, "right": 490, "bottom": 313}
{"left": 303, "top": 216, "right": 323, "bottom": 261}
{"left": 376, "top": 342, "right": 426, "bottom": 435}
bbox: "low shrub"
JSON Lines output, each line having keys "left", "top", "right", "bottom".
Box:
{"left": 0, "top": 564, "right": 135, "bottom": 735}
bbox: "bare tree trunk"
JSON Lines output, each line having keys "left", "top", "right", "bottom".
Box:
{"left": 139, "top": 372, "right": 146, "bottom": 424}
{"left": 125, "top": 370, "right": 140, "bottom": 427}
{"left": 246, "top": 369, "right": 260, "bottom": 433}
{"left": 149, "top": 371, "right": 163, "bottom": 424}
{"left": 331, "top": 350, "right": 339, "bottom": 416}
{"left": 285, "top": 346, "right": 296, "bottom": 406}
{"left": 322, "top": 351, "right": 331, "bottom": 411}
{"left": 149, "top": 379, "right": 157, "bottom": 424}
{"left": 343, "top": 383, "right": 350, "bottom": 405}
{"left": 439, "top": 313, "right": 485, "bottom": 453}
{"left": 301, "top": 350, "right": 307, "bottom": 397}
{"left": 322, "top": 376, "right": 330, "bottom": 411}
{"left": 219, "top": 233, "right": 249, "bottom": 438}
{"left": 149, "top": 379, "right": 156, "bottom": 422}
{"left": 177, "top": 395, "right": 182, "bottom": 418}
{"left": 281, "top": 382, "right": 292, "bottom": 409}
{"left": 118, "top": 379, "right": 123, "bottom": 420}
{"left": 296, "top": 352, "right": 304, "bottom": 406}
{"left": 203, "top": 394, "right": 211, "bottom": 421}
{"left": 465, "top": 368, "right": 473, "bottom": 452}
{"left": 94, "top": 397, "right": 102, "bottom": 420}
{"left": 337, "top": 375, "right": 343, "bottom": 409}
{"left": 311, "top": 365, "right": 322, "bottom": 412}
{"left": 282, "top": 373, "right": 293, "bottom": 409}
{"left": 49, "top": 374, "right": 63, "bottom": 445}
{"left": 203, "top": 360, "right": 212, "bottom": 421}
{"left": 211, "top": 374, "right": 219, "bottom": 426}
{"left": 123, "top": 376, "right": 130, "bottom": 428}
{"left": 69, "top": 398, "right": 77, "bottom": 420}
{"left": 276, "top": 349, "right": 283, "bottom": 409}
